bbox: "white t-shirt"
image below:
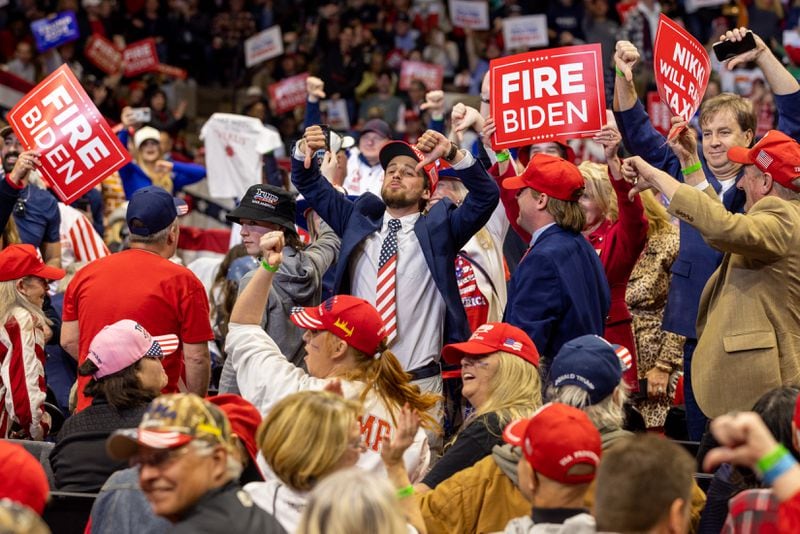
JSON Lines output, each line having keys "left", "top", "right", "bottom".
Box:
{"left": 226, "top": 323, "right": 431, "bottom": 482}
{"left": 200, "top": 113, "right": 283, "bottom": 199}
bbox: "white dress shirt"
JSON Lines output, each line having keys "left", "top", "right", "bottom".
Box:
{"left": 350, "top": 212, "right": 446, "bottom": 371}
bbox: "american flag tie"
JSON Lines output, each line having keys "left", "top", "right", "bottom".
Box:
{"left": 377, "top": 219, "right": 402, "bottom": 344}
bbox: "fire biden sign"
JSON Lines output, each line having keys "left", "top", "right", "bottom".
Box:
{"left": 489, "top": 44, "right": 606, "bottom": 150}
{"left": 7, "top": 65, "right": 130, "bottom": 204}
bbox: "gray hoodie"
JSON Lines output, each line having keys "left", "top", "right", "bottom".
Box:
{"left": 219, "top": 222, "right": 340, "bottom": 393}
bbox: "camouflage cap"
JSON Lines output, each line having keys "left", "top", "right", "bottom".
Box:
{"left": 106, "top": 393, "right": 237, "bottom": 460}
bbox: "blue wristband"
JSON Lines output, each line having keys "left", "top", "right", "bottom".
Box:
{"left": 762, "top": 451, "right": 797, "bottom": 486}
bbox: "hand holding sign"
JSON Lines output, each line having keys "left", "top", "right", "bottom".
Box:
{"left": 719, "top": 27, "right": 767, "bottom": 70}
{"left": 592, "top": 124, "right": 623, "bottom": 165}
{"left": 8, "top": 150, "right": 41, "bottom": 187}
{"left": 614, "top": 40, "right": 640, "bottom": 82}
{"left": 666, "top": 116, "right": 700, "bottom": 164}
{"left": 415, "top": 129, "right": 454, "bottom": 170}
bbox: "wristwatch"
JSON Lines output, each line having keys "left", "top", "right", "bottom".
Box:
{"left": 444, "top": 141, "right": 459, "bottom": 162}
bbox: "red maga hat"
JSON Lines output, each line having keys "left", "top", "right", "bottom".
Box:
{"left": 503, "top": 403, "right": 601, "bottom": 485}
{"left": 0, "top": 244, "right": 65, "bottom": 282}
{"left": 441, "top": 322, "right": 539, "bottom": 368}
{"left": 291, "top": 295, "right": 386, "bottom": 355}
{"left": 502, "top": 153, "right": 585, "bottom": 201}
{"left": 728, "top": 130, "right": 800, "bottom": 192}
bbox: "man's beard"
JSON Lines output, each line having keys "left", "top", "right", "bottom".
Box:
{"left": 382, "top": 187, "right": 421, "bottom": 210}
{"left": 2, "top": 151, "right": 18, "bottom": 174}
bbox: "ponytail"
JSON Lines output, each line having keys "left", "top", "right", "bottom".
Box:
{"left": 347, "top": 341, "right": 441, "bottom": 432}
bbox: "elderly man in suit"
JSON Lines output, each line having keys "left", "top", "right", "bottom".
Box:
{"left": 625, "top": 129, "right": 800, "bottom": 419}
{"left": 501, "top": 154, "right": 610, "bottom": 377}
{"left": 291, "top": 125, "right": 499, "bottom": 398}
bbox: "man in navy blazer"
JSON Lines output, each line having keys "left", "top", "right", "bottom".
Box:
{"left": 613, "top": 31, "right": 800, "bottom": 439}
{"left": 502, "top": 154, "right": 610, "bottom": 376}
{"left": 291, "top": 125, "right": 499, "bottom": 389}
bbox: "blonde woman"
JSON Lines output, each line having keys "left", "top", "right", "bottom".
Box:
{"left": 625, "top": 191, "right": 685, "bottom": 430}
{"left": 0, "top": 244, "right": 64, "bottom": 440}
{"left": 578, "top": 124, "right": 648, "bottom": 390}
{"left": 245, "top": 391, "right": 363, "bottom": 532}
{"left": 227, "top": 231, "right": 439, "bottom": 481}
{"left": 416, "top": 322, "right": 542, "bottom": 491}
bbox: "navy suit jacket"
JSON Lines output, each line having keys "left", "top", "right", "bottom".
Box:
{"left": 615, "top": 93, "right": 800, "bottom": 338}
{"left": 291, "top": 155, "right": 500, "bottom": 347}
{"left": 504, "top": 224, "right": 610, "bottom": 362}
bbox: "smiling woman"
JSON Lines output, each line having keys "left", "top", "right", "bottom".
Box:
{"left": 417, "top": 322, "right": 542, "bottom": 492}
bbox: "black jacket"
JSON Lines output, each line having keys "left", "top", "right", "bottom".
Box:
{"left": 173, "top": 482, "right": 286, "bottom": 534}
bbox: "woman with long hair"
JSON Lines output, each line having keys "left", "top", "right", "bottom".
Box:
{"left": 0, "top": 244, "right": 64, "bottom": 440}
{"left": 49, "top": 319, "right": 172, "bottom": 492}
{"left": 227, "top": 231, "right": 438, "bottom": 481}
{"left": 578, "top": 124, "right": 648, "bottom": 391}
{"left": 416, "top": 322, "right": 542, "bottom": 491}
{"left": 625, "top": 190, "right": 685, "bottom": 430}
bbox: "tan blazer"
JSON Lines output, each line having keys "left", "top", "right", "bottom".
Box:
{"left": 668, "top": 184, "right": 800, "bottom": 418}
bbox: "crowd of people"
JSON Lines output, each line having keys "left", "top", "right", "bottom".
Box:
{"left": 3, "top": 0, "right": 800, "bottom": 533}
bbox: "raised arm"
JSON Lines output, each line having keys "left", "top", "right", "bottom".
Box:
{"left": 291, "top": 126, "right": 357, "bottom": 237}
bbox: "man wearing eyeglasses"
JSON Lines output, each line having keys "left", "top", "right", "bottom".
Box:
{"left": 0, "top": 125, "right": 61, "bottom": 268}
{"left": 106, "top": 393, "right": 286, "bottom": 533}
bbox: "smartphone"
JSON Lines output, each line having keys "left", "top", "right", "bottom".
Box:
{"left": 712, "top": 31, "right": 757, "bottom": 62}
{"left": 131, "top": 107, "right": 152, "bottom": 124}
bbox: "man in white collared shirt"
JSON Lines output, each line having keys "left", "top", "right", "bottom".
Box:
{"left": 291, "top": 126, "right": 500, "bottom": 399}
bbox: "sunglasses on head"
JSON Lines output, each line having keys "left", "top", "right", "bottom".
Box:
{"left": 14, "top": 199, "right": 26, "bottom": 218}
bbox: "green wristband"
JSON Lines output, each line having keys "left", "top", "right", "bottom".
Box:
{"left": 261, "top": 260, "right": 279, "bottom": 273}
{"left": 681, "top": 162, "right": 702, "bottom": 175}
{"left": 615, "top": 66, "right": 626, "bottom": 79}
{"left": 757, "top": 444, "right": 791, "bottom": 474}
{"left": 495, "top": 150, "right": 510, "bottom": 163}
{"left": 396, "top": 485, "right": 414, "bottom": 499}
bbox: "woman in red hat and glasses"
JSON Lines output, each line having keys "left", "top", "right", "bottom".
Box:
{"left": 0, "top": 244, "right": 65, "bottom": 440}
{"left": 415, "top": 322, "right": 542, "bottom": 492}
{"left": 227, "top": 231, "right": 439, "bottom": 482}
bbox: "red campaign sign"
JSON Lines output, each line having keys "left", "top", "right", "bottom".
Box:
{"left": 489, "top": 44, "right": 606, "bottom": 151}
{"left": 123, "top": 38, "right": 159, "bottom": 77}
{"left": 157, "top": 63, "right": 188, "bottom": 80}
{"left": 84, "top": 34, "right": 122, "bottom": 75}
{"left": 7, "top": 65, "right": 131, "bottom": 204}
{"left": 653, "top": 14, "right": 710, "bottom": 121}
{"left": 268, "top": 72, "right": 309, "bottom": 115}
{"left": 399, "top": 61, "right": 444, "bottom": 91}
{"left": 647, "top": 91, "right": 672, "bottom": 136}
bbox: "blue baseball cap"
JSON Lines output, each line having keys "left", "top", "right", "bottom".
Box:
{"left": 548, "top": 335, "right": 625, "bottom": 405}
{"left": 126, "top": 186, "right": 186, "bottom": 236}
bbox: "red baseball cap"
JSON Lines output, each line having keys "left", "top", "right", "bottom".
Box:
{"left": 502, "top": 153, "right": 585, "bottom": 201}
{"left": 291, "top": 295, "right": 386, "bottom": 355}
{"left": 208, "top": 394, "right": 262, "bottom": 467}
{"left": 0, "top": 244, "right": 65, "bottom": 282}
{"left": 0, "top": 441, "right": 49, "bottom": 514}
{"left": 379, "top": 140, "right": 441, "bottom": 193}
{"left": 503, "top": 402, "right": 601, "bottom": 485}
{"left": 728, "top": 130, "right": 800, "bottom": 192}
{"left": 441, "top": 322, "right": 539, "bottom": 368}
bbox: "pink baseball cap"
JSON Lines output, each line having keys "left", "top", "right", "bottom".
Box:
{"left": 86, "top": 320, "right": 179, "bottom": 379}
